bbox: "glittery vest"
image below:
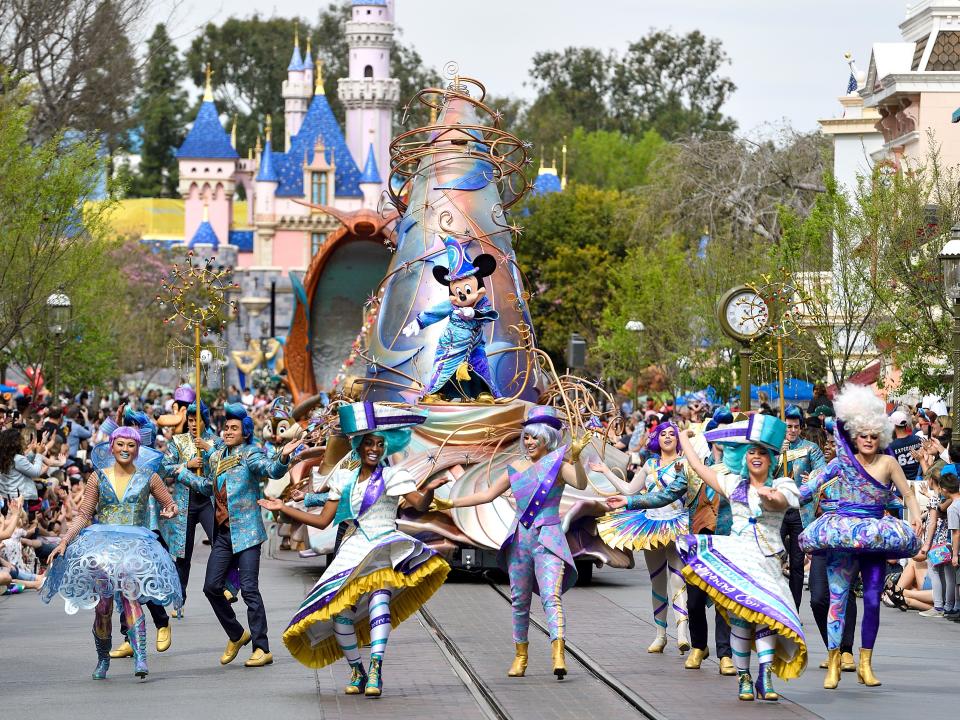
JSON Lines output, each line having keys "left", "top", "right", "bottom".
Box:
{"left": 95, "top": 466, "right": 152, "bottom": 527}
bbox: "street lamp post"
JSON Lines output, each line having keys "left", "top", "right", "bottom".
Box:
{"left": 625, "top": 320, "right": 645, "bottom": 412}
{"left": 46, "top": 287, "right": 72, "bottom": 401}
{"left": 939, "top": 226, "right": 960, "bottom": 432}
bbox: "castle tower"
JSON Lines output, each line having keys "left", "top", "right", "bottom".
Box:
{"left": 338, "top": 0, "right": 400, "bottom": 185}
{"left": 358, "top": 142, "right": 382, "bottom": 209}
{"left": 254, "top": 116, "right": 279, "bottom": 266}
{"left": 282, "top": 28, "right": 312, "bottom": 151}
{"left": 176, "top": 64, "right": 238, "bottom": 246}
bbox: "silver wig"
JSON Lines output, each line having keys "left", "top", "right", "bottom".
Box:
{"left": 521, "top": 422, "right": 563, "bottom": 453}
{"left": 834, "top": 383, "right": 894, "bottom": 449}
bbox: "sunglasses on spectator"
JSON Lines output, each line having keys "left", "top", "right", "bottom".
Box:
{"left": 857, "top": 433, "right": 879, "bottom": 440}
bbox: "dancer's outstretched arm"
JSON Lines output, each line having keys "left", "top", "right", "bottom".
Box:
{"left": 258, "top": 497, "right": 337, "bottom": 530}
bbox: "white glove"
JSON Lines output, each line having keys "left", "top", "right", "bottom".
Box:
{"left": 402, "top": 320, "right": 421, "bottom": 337}
{"left": 457, "top": 306, "right": 476, "bottom": 319}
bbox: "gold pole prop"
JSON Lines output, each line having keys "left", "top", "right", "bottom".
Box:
{"left": 777, "top": 334, "right": 788, "bottom": 475}
{"left": 194, "top": 323, "right": 202, "bottom": 440}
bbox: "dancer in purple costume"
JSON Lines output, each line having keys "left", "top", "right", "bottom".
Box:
{"left": 436, "top": 405, "right": 589, "bottom": 679}
{"left": 798, "top": 384, "right": 921, "bottom": 690}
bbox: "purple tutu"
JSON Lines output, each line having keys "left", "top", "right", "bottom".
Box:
{"left": 799, "top": 512, "right": 920, "bottom": 559}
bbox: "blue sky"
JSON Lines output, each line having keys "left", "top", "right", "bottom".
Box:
{"left": 155, "top": 0, "right": 905, "bottom": 133}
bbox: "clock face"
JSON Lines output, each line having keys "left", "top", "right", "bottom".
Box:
{"left": 724, "top": 291, "right": 769, "bottom": 340}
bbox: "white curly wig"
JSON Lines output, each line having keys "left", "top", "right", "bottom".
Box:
{"left": 833, "top": 384, "right": 894, "bottom": 449}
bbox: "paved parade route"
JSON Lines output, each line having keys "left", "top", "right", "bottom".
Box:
{"left": 3, "top": 544, "right": 956, "bottom": 720}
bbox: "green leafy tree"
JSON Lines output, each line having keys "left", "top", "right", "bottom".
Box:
{"left": 563, "top": 128, "right": 665, "bottom": 191}
{"left": 130, "top": 23, "right": 187, "bottom": 197}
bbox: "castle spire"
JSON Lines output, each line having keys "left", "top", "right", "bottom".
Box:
{"left": 203, "top": 63, "right": 214, "bottom": 102}
{"left": 202, "top": 200, "right": 209, "bottom": 222}
{"left": 315, "top": 59, "right": 325, "bottom": 95}
{"left": 265, "top": 114, "right": 272, "bottom": 143}
{"left": 561, "top": 138, "right": 568, "bottom": 190}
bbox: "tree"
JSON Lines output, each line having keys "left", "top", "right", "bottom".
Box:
{"left": 0, "top": 83, "right": 120, "bottom": 360}
{"left": 130, "top": 23, "right": 187, "bottom": 197}
{"left": 0, "top": 0, "right": 145, "bottom": 144}
{"left": 611, "top": 30, "right": 737, "bottom": 139}
{"left": 562, "top": 128, "right": 665, "bottom": 191}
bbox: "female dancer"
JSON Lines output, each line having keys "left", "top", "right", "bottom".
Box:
{"left": 434, "top": 405, "right": 588, "bottom": 679}
{"left": 798, "top": 384, "right": 921, "bottom": 689}
{"left": 596, "top": 422, "right": 691, "bottom": 654}
{"left": 260, "top": 402, "right": 449, "bottom": 697}
{"left": 42, "top": 427, "right": 181, "bottom": 680}
{"left": 676, "top": 416, "right": 806, "bottom": 702}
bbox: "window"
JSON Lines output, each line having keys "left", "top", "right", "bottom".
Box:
{"left": 311, "top": 172, "right": 328, "bottom": 205}
{"left": 311, "top": 232, "right": 327, "bottom": 256}
{"left": 364, "top": 65, "right": 374, "bottom": 78}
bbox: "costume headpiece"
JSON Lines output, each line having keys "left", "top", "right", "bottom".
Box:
{"left": 174, "top": 385, "right": 196, "bottom": 404}
{"left": 521, "top": 405, "right": 565, "bottom": 431}
{"left": 704, "top": 414, "right": 787, "bottom": 453}
{"left": 705, "top": 407, "right": 734, "bottom": 433}
{"left": 784, "top": 404, "right": 805, "bottom": 421}
{"left": 224, "top": 402, "right": 254, "bottom": 441}
{"left": 432, "top": 236, "right": 497, "bottom": 285}
{"left": 832, "top": 383, "right": 893, "bottom": 449}
{"left": 123, "top": 407, "right": 151, "bottom": 427}
{"left": 338, "top": 402, "right": 428, "bottom": 462}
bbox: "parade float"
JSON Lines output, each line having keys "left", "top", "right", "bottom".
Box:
{"left": 288, "top": 72, "right": 632, "bottom": 579}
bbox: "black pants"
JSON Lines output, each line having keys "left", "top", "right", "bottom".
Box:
{"left": 809, "top": 553, "right": 857, "bottom": 653}
{"left": 120, "top": 531, "right": 170, "bottom": 636}
{"left": 779, "top": 508, "right": 805, "bottom": 608}
{"left": 175, "top": 491, "right": 215, "bottom": 605}
{"left": 204, "top": 525, "right": 268, "bottom": 652}
{"left": 687, "top": 576, "right": 731, "bottom": 657}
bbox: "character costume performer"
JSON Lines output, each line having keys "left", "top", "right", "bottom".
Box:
{"left": 780, "top": 405, "right": 827, "bottom": 607}
{"left": 596, "top": 422, "right": 692, "bottom": 654}
{"left": 175, "top": 403, "right": 293, "bottom": 668}
{"left": 41, "top": 427, "right": 182, "bottom": 680}
{"left": 402, "top": 236, "right": 501, "bottom": 401}
{"left": 676, "top": 415, "right": 807, "bottom": 702}
{"left": 436, "top": 405, "right": 590, "bottom": 680}
{"left": 270, "top": 402, "right": 449, "bottom": 697}
{"left": 798, "top": 384, "right": 921, "bottom": 689}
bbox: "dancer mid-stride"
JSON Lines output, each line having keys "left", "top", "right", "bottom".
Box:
{"left": 676, "top": 416, "right": 807, "bottom": 702}
{"left": 261, "top": 402, "right": 449, "bottom": 697}
{"left": 42, "top": 428, "right": 182, "bottom": 680}
{"left": 798, "top": 384, "right": 921, "bottom": 690}
{"left": 596, "top": 422, "right": 692, "bottom": 654}
{"left": 433, "top": 405, "right": 589, "bottom": 679}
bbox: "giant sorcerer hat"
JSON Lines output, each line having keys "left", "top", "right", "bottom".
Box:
{"left": 704, "top": 413, "right": 787, "bottom": 454}
{"left": 337, "top": 401, "right": 428, "bottom": 438}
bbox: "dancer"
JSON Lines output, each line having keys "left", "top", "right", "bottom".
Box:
{"left": 261, "top": 402, "right": 449, "bottom": 696}
{"left": 435, "top": 405, "right": 589, "bottom": 679}
{"left": 173, "top": 403, "right": 298, "bottom": 667}
{"left": 781, "top": 405, "right": 826, "bottom": 606}
{"left": 596, "top": 421, "right": 692, "bottom": 654}
{"left": 676, "top": 416, "right": 807, "bottom": 702}
{"left": 798, "top": 384, "right": 921, "bottom": 689}
{"left": 42, "top": 428, "right": 182, "bottom": 680}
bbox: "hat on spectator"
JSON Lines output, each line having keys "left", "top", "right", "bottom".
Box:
{"left": 890, "top": 410, "right": 910, "bottom": 428}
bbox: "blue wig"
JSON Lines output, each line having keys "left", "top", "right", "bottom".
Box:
{"left": 350, "top": 428, "right": 413, "bottom": 464}
{"left": 224, "top": 402, "right": 254, "bottom": 442}
{"left": 721, "top": 442, "right": 777, "bottom": 481}
{"left": 187, "top": 401, "right": 211, "bottom": 429}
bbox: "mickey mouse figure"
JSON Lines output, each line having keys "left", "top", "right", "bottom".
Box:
{"left": 402, "top": 236, "right": 501, "bottom": 401}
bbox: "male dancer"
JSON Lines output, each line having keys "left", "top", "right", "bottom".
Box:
{"left": 174, "top": 403, "right": 298, "bottom": 667}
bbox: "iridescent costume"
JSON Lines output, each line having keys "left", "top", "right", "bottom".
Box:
{"left": 799, "top": 427, "right": 920, "bottom": 654}
{"left": 500, "top": 445, "right": 578, "bottom": 645}
{"left": 42, "top": 439, "right": 182, "bottom": 680}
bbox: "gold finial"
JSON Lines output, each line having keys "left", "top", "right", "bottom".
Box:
{"left": 230, "top": 116, "right": 237, "bottom": 149}
{"left": 202, "top": 200, "right": 210, "bottom": 223}
{"left": 203, "top": 63, "right": 214, "bottom": 102}
{"left": 315, "top": 60, "right": 325, "bottom": 94}
{"left": 561, "top": 138, "right": 568, "bottom": 189}
{"left": 248, "top": 146, "right": 253, "bottom": 160}
{"left": 306, "top": 36, "right": 311, "bottom": 57}
{"left": 255, "top": 134, "right": 262, "bottom": 155}
{"left": 429, "top": 104, "right": 437, "bottom": 125}
{"left": 265, "top": 114, "right": 272, "bottom": 143}
{"left": 294, "top": 21, "right": 299, "bottom": 49}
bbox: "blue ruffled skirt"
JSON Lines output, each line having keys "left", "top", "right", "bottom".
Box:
{"left": 799, "top": 514, "right": 920, "bottom": 559}
{"left": 41, "top": 524, "right": 182, "bottom": 614}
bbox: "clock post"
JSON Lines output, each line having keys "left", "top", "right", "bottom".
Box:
{"left": 739, "top": 343, "right": 753, "bottom": 412}
{"left": 717, "top": 285, "right": 769, "bottom": 411}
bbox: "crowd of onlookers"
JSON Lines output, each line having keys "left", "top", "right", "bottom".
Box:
{"left": 0, "top": 382, "right": 290, "bottom": 595}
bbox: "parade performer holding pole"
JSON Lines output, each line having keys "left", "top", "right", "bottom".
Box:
{"left": 174, "top": 403, "right": 298, "bottom": 668}
{"left": 676, "top": 416, "right": 807, "bottom": 702}
{"left": 42, "top": 428, "right": 182, "bottom": 681}
{"left": 433, "top": 406, "right": 589, "bottom": 680}
{"left": 798, "top": 384, "right": 921, "bottom": 689}
{"left": 261, "top": 401, "right": 449, "bottom": 697}
{"left": 595, "top": 421, "right": 692, "bottom": 655}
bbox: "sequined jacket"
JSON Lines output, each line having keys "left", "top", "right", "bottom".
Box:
{"left": 176, "top": 441, "right": 289, "bottom": 553}
{"left": 159, "top": 428, "right": 218, "bottom": 558}
{"left": 785, "top": 438, "right": 827, "bottom": 526}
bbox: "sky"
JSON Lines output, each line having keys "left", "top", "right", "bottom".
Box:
{"left": 152, "top": 0, "right": 907, "bottom": 133}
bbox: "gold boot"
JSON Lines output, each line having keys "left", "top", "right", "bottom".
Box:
{"left": 857, "top": 648, "right": 881, "bottom": 687}
{"left": 684, "top": 648, "right": 709, "bottom": 669}
{"left": 551, "top": 639, "right": 567, "bottom": 680}
{"left": 647, "top": 633, "right": 667, "bottom": 653}
{"left": 718, "top": 657, "right": 737, "bottom": 676}
{"left": 507, "top": 642, "right": 529, "bottom": 677}
{"left": 156, "top": 625, "right": 171, "bottom": 652}
{"left": 841, "top": 651, "right": 856, "bottom": 672}
{"left": 109, "top": 641, "right": 133, "bottom": 659}
{"left": 823, "top": 649, "right": 841, "bottom": 690}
